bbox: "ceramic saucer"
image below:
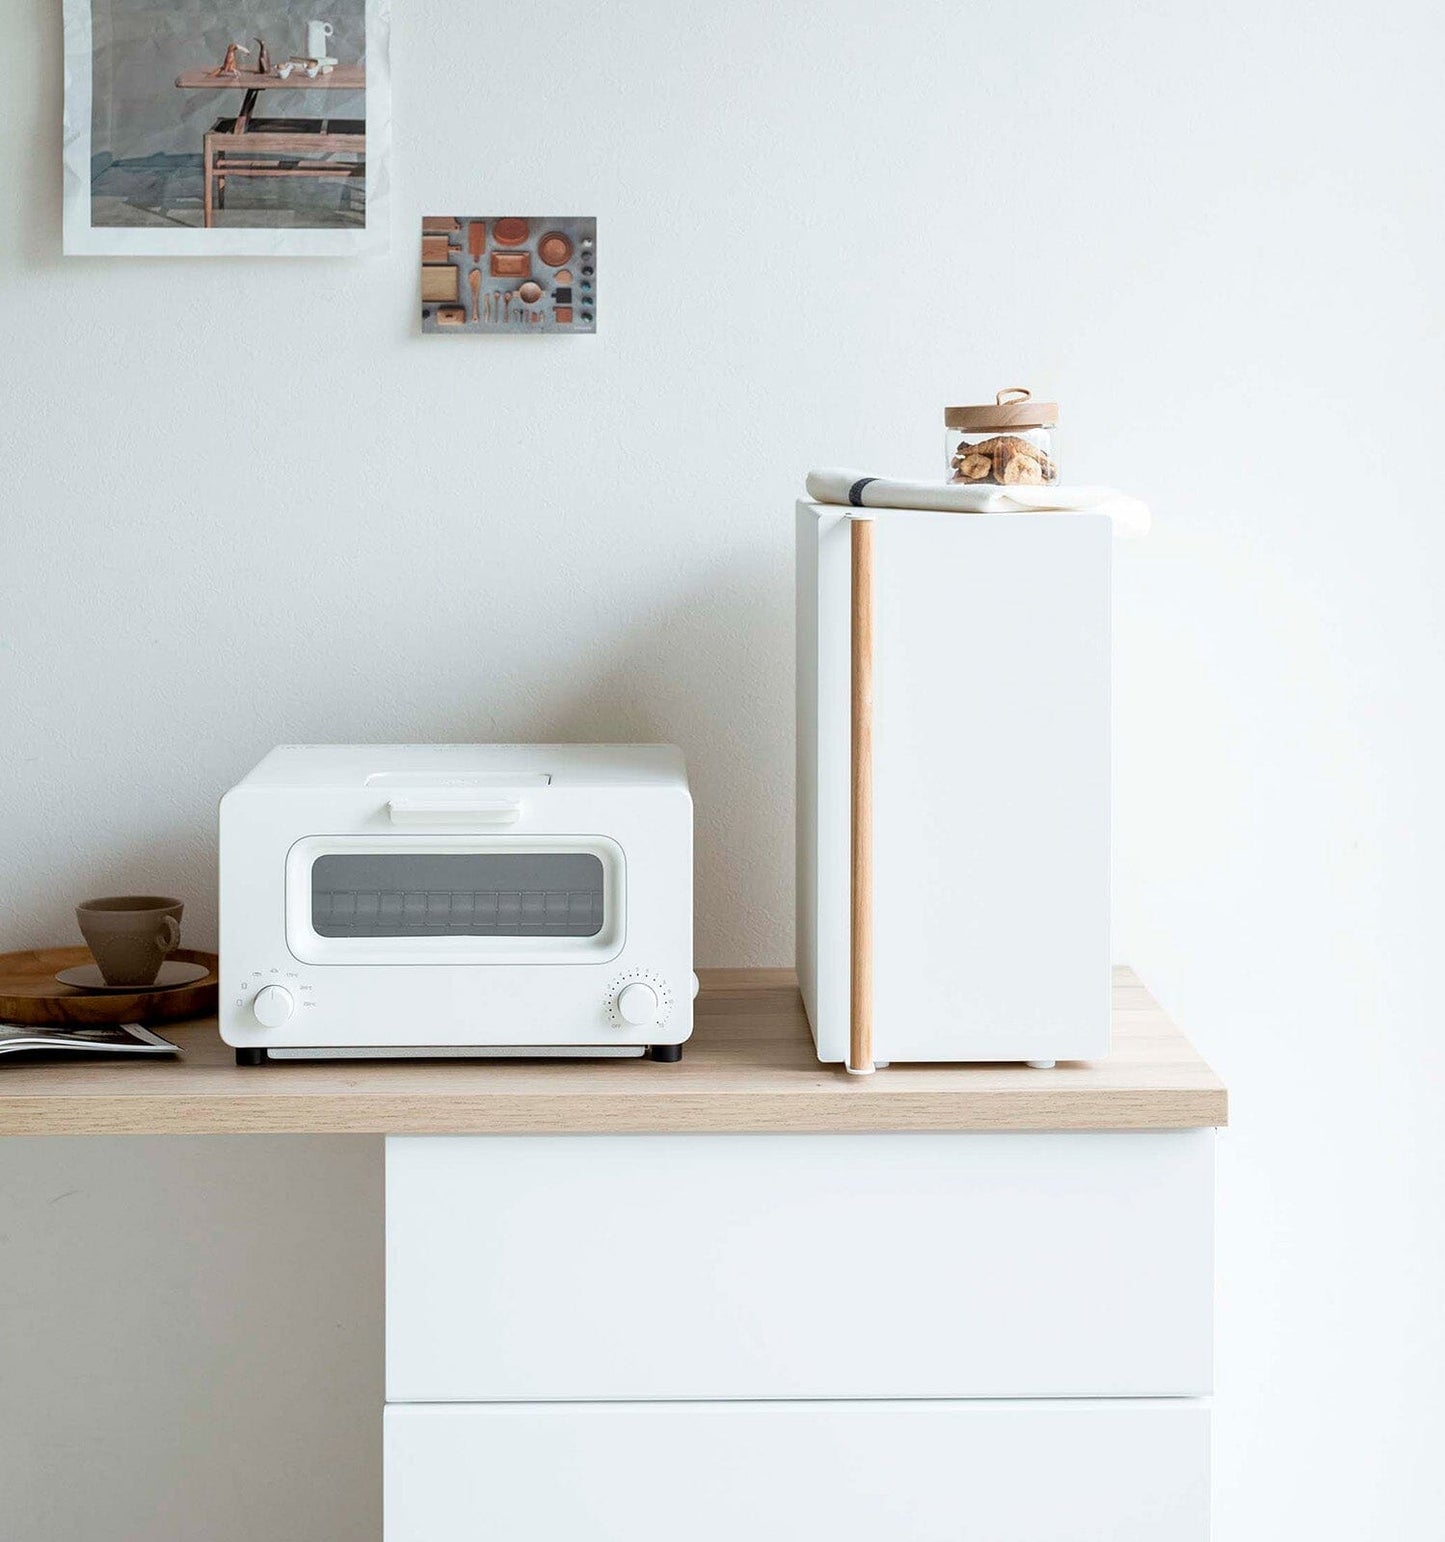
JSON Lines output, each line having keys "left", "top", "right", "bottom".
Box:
{"left": 55, "top": 960, "right": 212, "bottom": 993}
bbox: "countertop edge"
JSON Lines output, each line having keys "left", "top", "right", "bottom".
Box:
{"left": 0, "top": 1087, "right": 1228, "bottom": 1138}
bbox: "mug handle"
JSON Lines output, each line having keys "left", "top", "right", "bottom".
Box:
{"left": 322, "top": 21, "right": 333, "bottom": 34}
{"left": 156, "top": 916, "right": 180, "bottom": 956}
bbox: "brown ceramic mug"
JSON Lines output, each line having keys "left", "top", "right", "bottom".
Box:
{"left": 76, "top": 896, "right": 183, "bottom": 988}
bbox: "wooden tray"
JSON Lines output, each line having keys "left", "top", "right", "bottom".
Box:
{"left": 0, "top": 947, "right": 218, "bottom": 1027}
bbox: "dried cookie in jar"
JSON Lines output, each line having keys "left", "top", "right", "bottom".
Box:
{"left": 945, "top": 389, "right": 1059, "bottom": 486}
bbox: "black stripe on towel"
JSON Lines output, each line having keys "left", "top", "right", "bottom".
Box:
{"left": 848, "top": 478, "right": 877, "bottom": 507}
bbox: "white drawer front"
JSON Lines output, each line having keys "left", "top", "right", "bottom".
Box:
{"left": 387, "top": 1130, "right": 1213, "bottom": 1401}
{"left": 385, "top": 1399, "right": 1210, "bottom": 1542}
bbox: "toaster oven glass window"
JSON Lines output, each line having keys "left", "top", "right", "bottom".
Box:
{"left": 309, "top": 853, "right": 606, "bottom": 938}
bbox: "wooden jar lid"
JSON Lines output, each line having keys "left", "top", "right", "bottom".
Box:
{"left": 945, "top": 387, "right": 1058, "bottom": 431}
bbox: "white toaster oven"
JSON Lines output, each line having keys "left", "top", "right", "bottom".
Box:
{"left": 219, "top": 745, "right": 693, "bottom": 1063}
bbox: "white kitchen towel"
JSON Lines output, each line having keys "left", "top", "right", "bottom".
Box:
{"left": 805, "top": 469, "right": 1151, "bottom": 536}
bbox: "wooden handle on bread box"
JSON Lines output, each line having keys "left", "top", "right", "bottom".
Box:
{"left": 849, "top": 516, "right": 875, "bottom": 1076}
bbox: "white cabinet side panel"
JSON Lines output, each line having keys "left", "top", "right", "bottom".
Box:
{"left": 385, "top": 1399, "right": 1211, "bottom": 1542}
{"left": 797, "top": 501, "right": 853, "bottom": 1061}
{"left": 386, "top": 1130, "right": 1213, "bottom": 1402}
{"left": 795, "top": 501, "right": 822, "bottom": 1048}
{"left": 872, "top": 514, "right": 1112, "bottom": 1063}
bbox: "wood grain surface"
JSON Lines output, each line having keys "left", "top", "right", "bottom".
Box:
{"left": 850, "top": 515, "right": 874, "bottom": 1073}
{"left": 0, "top": 969, "right": 1225, "bottom": 1138}
{"left": 421, "top": 265, "right": 459, "bottom": 302}
{"left": 174, "top": 66, "right": 366, "bottom": 90}
{"left": 0, "top": 948, "right": 219, "bottom": 1028}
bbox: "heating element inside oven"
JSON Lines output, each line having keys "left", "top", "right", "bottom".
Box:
{"left": 309, "top": 852, "right": 605, "bottom": 937}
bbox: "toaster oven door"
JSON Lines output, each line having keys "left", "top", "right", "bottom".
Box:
{"left": 285, "top": 835, "right": 625, "bottom": 965}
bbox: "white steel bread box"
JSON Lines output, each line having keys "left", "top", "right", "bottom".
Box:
{"left": 796, "top": 503, "right": 1111, "bottom": 1071}
{"left": 219, "top": 744, "right": 693, "bottom": 1063}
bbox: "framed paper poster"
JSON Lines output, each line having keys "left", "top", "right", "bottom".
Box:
{"left": 63, "top": 0, "right": 390, "bottom": 255}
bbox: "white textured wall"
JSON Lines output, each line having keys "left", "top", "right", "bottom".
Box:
{"left": 2, "top": 1, "right": 1443, "bottom": 1539}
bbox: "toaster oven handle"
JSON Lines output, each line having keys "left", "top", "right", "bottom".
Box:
{"left": 386, "top": 797, "right": 522, "bottom": 827}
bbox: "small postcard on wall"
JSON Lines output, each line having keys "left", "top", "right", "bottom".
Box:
{"left": 421, "top": 217, "right": 596, "bottom": 333}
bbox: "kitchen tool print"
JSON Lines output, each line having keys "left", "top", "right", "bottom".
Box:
{"left": 419, "top": 217, "right": 597, "bottom": 335}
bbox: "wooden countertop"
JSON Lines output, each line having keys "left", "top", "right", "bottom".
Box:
{"left": 0, "top": 968, "right": 1225, "bottom": 1138}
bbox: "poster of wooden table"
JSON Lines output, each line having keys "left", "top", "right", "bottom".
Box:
{"left": 62, "top": 0, "right": 391, "bottom": 256}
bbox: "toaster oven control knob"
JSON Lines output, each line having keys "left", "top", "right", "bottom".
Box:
{"left": 615, "top": 981, "right": 661, "bottom": 1026}
{"left": 252, "top": 985, "right": 295, "bottom": 1029}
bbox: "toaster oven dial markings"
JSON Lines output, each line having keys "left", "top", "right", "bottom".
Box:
{"left": 252, "top": 984, "right": 295, "bottom": 1029}
{"left": 607, "top": 971, "right": 673, "bottom": 1029}
{"left": 615, "top": 981, "right": 661, "bottom": 1026}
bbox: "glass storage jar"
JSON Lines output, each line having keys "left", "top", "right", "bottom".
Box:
{"left": 945, "top": 388, "right": 1059, "bottom": 486}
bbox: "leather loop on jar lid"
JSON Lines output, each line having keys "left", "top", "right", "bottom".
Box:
{"left": 944, "top": 387, "right": 1059, "bottom": 431}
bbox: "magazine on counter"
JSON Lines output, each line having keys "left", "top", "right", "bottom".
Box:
{"left": 0, "top": 1021, "right": 179, "bottom": 1057}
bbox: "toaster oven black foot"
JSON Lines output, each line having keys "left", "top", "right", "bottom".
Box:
{"left": 648, "top": 1043, "right": 683, "bottom": 1063}
{"left": 235, "top": 1047, "right": 268, "bottom": 1066}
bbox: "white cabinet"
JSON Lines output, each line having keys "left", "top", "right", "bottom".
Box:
{"left": 385, "top": 1123, "right": 1217, "bottom": 1540}
{"left": 386, "top": 1130, "right": 1213, "bottom": 1402}
{"left": 385, "top": 1399, "right": 1210, "bottom": 1542}
{"left": 796, "top": 504, "right": 1112, "bottom": 1065}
